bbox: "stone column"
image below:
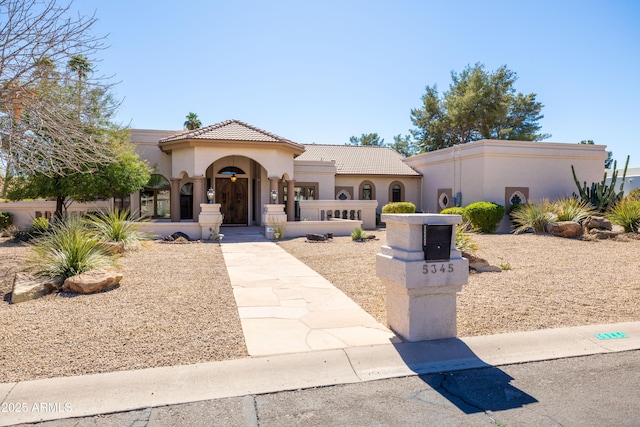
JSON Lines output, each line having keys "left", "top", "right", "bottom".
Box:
{"left": 192, "top": 176, "right": 206, "bottom": 220}
{"left": 263, "top": 204, "right": 287, "bottom": 239}
{"left": 170, "top": 178, "right": 181, "bottom": 222}
{"left": 376, "top": 214, "right": 468, "bottom": 341}
{"left": 287, "top": 179, "right": 295, "bottom": 222}
{"left": 199, "top": 203, "right": 223, "bottom": 240}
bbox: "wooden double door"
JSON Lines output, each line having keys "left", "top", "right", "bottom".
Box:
{"left": 216, "top": 178, "right": 248, "bottom": 225}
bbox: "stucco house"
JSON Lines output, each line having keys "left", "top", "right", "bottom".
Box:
{"left": 2, "top": 119, "right": 608, "bottom": 238}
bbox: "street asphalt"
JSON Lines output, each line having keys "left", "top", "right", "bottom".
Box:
{"left": 2, "top": 321, "right": 639, "bottom": 426}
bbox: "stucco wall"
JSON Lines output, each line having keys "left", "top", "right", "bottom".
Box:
{"left": 293, "top": 160, "right": 337, "bottom": 200}
{"left": 130, "top": 129, "right": 177, "bottom": 178}
{"left": 333, "top": 175, "right": 422, "bottom": 212}
{"left": 405, "top": 139, "right": 607, "bottom": 213}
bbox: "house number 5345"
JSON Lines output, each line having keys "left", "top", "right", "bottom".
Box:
{"left": 423, "top": 263, "right": 454, "bottom": 274}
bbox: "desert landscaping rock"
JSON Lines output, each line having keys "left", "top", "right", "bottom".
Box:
{"left": 589, "top": 228, "right": 623, "bottom": 239}
{"left": 584, "top": 215, "right": 613, "bottom": 230}
{"left": 547, "top": 221, "right": 584, "bottom": 238}
{"left": 10, "top": 272, "right": 62, "bottom": 303}
{"left": 62, "top": 269, "right": 124, "bottom": 294}
{"left": 462, "top": 251, "right": 501, "bottom": 273}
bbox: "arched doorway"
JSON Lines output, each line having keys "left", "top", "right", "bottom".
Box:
{"left": 216, "top": 166, "right": 248, "bottom": 225}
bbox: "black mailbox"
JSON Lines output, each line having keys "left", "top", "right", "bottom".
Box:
{"left": 422, "top": 224, "right": 452, "bottom": 261}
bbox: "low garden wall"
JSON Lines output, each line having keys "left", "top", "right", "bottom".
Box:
{"left": 279, "top": 219, "right": 362, "bottom": 239}
{"left": 0, "top": 200, "right": 110, "bottom": 228}
{"left": 298, "top": 200, "right": 378, "bottom": 229}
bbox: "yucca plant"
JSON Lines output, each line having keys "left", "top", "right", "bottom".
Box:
{"left": 510, "top": 202, "right": 557, "bottom": 234}
{"left": 607, "top": 198, "right": 640, "bottom": 233}
{"left": 28, "top": 217, "right": 115, "bottom": 280}
{"left": 85, "top": 208, "right": 148, "bottom": 246}
{"left": 351, "top": 227, "right": 368, "bottom": 241}
{"left": 456, "top": 221, "right": 478, "bottom": 253}
{"left": 551, "top": 197, "right": 594, "bottom": 223}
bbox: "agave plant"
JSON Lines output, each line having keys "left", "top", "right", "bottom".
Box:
{"left": 510, "top": 202, "right": 557, "bottom": 234}
{"left": 28, "top": 217, "right": 115, "bottom": 280}
{"left": 455, "top": 221, "right": 478, "bottom": 253}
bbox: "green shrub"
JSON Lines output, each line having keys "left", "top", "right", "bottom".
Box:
{"left": 28, "top": 217, "right": 115, "bottom": 280}
{"left": 32, "top": 217, "right": 50, "bottom": 233}
{"left": 351, "top": 227, "right": 367, "bottom": 241}
{"left": 551, "top": 197, "right": 593, "bottom": 223}
{"left": 84, "top": 208, "right": 148, "bottom": 246}
{"left": 464, "top": 201, "right": 505, "bottom": 233}
{"left": 510, "top": 202, "right": 557, "bottom": 234}
{"left": 0, "top": 212, "right": 13, "bottom": 230}
{"left": 381, "top": 202, "right": 416, "bottom": 213}
{"left": 607, "top": 198, "right": 640, "bottom": 233}
{"left": 440, "top": 207, "right": 466, "bottom": 217}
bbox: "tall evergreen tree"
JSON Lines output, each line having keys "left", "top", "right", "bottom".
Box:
{"left": 410, "top": 63, "right": 550, "bottom": 152}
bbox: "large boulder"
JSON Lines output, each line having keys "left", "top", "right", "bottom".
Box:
{"left": 11, "top": 273, "right": 62, "bottom": 304}
{"left": 547, "top": 221, "right": 584, "bottom": 238}
{"left": 584, "top": 216, "right": 612, "bottom": 231}
{"left": 62, "top": 269, "right": 123, "bottom": 294}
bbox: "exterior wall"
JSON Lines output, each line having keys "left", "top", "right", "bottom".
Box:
{"left": 333, "top": 175, "right": 422, "bottom": 212}
{"left": 130, "top": 129, "right": 176, "bottom": 178}
{"left": 299, "top": 200, "right": 378, "bottom": 229}
{"left": 405, "top": 139, "right": 607, "bottom": 213}
{"left": 606, "top": 166, "right": 640, "bottom": 193}
{"left": 293, "top": 160, "right": 336, "bottom": 200}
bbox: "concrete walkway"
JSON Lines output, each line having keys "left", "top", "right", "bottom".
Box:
{"left": 220, "top": 228, "right": 397, "bottom": 356}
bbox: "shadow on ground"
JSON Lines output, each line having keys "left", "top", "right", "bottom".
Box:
{"left": 393, "top": 338, "right": 538, "bottom": 414}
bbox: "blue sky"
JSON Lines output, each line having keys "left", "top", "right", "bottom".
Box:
{"left": 80, "top": 1, "right": 639, "bottom": 165}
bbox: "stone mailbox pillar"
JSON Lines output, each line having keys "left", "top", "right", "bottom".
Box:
{"left": 376, "top": 214, "right": 468, "bottom": 341}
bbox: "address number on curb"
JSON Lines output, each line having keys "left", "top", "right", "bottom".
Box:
{"left": 423, "top": 263, "right": 454, "bottom": 274}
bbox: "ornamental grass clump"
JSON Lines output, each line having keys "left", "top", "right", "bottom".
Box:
{"left": 552, "top": 197, "right": 594, "bottom": 223}
{"left": 510, "top": 202, "right": 557, "bottom": 234}
{"left": 85, "top": 208, "right": 148, "bottom": 247}
{"left": 28, "top": 217, "right": 115, "bottom": 280}
{"left": 607, "top": 198, "right": 640, "bottom": 233}
{"left": 455, "top": 221, "right": 478, "bottom": 253}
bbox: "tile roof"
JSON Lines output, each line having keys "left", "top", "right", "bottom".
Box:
{"left": 298, "top": 144, "right": 421, "bottom": 176}
{"left": 159, "top": 119, "right": 304, "bottom": 149}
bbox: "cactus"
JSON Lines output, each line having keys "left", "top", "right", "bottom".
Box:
{"left": 571, "top": 155, "right": 629, "bottom": 213}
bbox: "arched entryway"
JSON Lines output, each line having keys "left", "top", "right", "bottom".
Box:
{"left": 216, "top": 175, "right": 248, "bottom": 225}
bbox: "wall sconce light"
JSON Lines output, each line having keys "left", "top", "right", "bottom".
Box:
{"left": 230, "top": 173, "right": 237, "bottom": 183}
{"left": 207, "top": 188, "right": 215, "bottom": 204}
{"left": 270, "top": 190, "right": 278, "bottom": 203}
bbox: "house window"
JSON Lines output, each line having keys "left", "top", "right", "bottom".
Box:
{"left": 389, "top": 181, "right": 404, "bottom": 203}
{"left": 360, "top": 181, "right": 376, "bottom": 200}
{"left": 140, "top": 174, "right": 170, "bottom": 219}
{"left": 180, "top": 182, "right": 194, "bottom": 220}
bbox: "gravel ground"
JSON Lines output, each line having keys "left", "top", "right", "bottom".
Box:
{"left": 2, "top": 229, "right": 639, "bottom": 383}
{"left": 0, "top": 240, "right": 247, "bottom": 383}
{"left": 279, "top": 230, "right": 640, "bottom": 336}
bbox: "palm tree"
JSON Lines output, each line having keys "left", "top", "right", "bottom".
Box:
{"left": 184, "top": 112, "right": 202, "bottom": 130}
{"left": 68, "top": 55, "right": 92, "bottom": 81}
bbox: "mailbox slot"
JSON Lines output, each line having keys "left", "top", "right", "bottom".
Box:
{"left": 422, "top": 224, "right": 452, "bottom": 261}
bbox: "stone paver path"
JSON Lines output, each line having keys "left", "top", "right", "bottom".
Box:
{"left": 220, "top": 231, "right": 397, "bottom": 356}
